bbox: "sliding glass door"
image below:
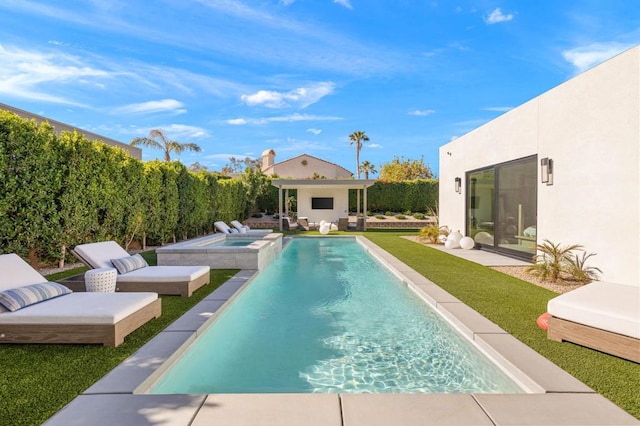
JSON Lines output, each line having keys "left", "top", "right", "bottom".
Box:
{"left": 466, "top": 156, "right": 537, "bottom": 259}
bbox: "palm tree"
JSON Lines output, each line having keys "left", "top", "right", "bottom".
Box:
{"left": 130, "top": 129, "right": 202, "bottom": 162}
{"left": 359, "top": 160, "right": 377, "bottom": 179}
{"left": 349, "top": 131, "right": 369, "bottom": 178}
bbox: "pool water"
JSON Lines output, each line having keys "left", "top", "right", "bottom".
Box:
{"left": 151, "top": 237, "right": 522, "bottom": 394}
{"left": 203, "top": 238, "right": 255, "bottom": 247}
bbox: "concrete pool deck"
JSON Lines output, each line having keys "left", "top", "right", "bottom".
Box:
{"left": 44, "top": 237, "right": 638, "bottom": 425}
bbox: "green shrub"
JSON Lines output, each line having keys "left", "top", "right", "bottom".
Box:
{"left": 375, "top": 214, "right": 386, "bottom": 220}
{"left": 413, "top": 213, "right": 425, "bottom": 220}
{"left": 395, "top": 214, "right": 407, "bottom": 220}
{"left": 385, "top": 211, "right": 393, "bottom": 216}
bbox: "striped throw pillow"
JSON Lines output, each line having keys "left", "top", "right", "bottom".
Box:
{"left": 0, "top": 282, "right": 72, "bottom": 312}
{"left": 110, "top": 253, "right": 148, "bottom": 274}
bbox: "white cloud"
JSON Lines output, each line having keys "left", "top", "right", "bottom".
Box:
{"left": 484, "top": 8, "right": 513, "bottom": 24}
{"left": 307, "top": 128, "right": 322, "bottom": 135}
{"left": 0, "top": 43, "right": 109, "bottom": 105}
{"left": 113, "top": 99, "right": 186, "bottom": 114}
{"left": 562, "top": 43, "right": 632, "bottom": 73}
{"left": 132, "top": 124, "right": 209, "bottom": 140}
{"left": 483, "top": 106, "right": 512, "bottom": 112}
{"left": 280, "top": 0, "right": 295, "bottom": 4}
{"left": 368, "top": 143, "right": 383, "bottom": 149}
{"left": 241, "top": 82, "right": 336, "bottom": 109}
{"left": 164, "top": 124, "right": 208, "bottom": 138}
{"left": 227, "top": 118, "right": 248, "bottom": 125}
{"left": 334, "top": 0, "right": 353, "bottom": 10}
{"left": 409, "top": 109, "right": 435, "bottom": 116}
{"left": 226, "top": 113, "right": 343, "bottom": 125}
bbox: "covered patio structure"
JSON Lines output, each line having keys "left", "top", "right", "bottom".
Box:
{"left": 271, "top": 179, "right": 376, "bottom": 231}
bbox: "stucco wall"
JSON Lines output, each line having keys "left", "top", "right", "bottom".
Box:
{"left": 297, "top": 187, "right": 349, "bottom": 224}
{"left": 439, "top": 46, "right": 640, "bottom": 286}
{"left": 271, "top": 155, "right": 352, "bottom": 179}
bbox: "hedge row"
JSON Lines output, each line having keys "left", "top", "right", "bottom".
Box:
{"left": 255, "top": 180, "right": 438, "bottom": 214}
{"left": 354, "top": 180, "right": 438, "bottom": 213}
{"left": 0, "top": 110, "right": 266, "bottom": 265}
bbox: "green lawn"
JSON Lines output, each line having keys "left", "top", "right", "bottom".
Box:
{"left": 364, "top": 231, "right": 639, "bottom": 419}
{"left": 1, "top": 233, "right": 638, "bottom": 425}
{"left": 0, "top": 251, "right": 238, "bottom": 426}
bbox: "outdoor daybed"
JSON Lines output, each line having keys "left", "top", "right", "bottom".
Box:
{"left": 72, "top": 241, "right": 210, "bottom": 297}
{"left": 547, "top": 281, "right": 640, "bottom": 363}
{"left": 0, "top": 253, "right": 161, "bottom": 346}
{"left": 216, "top": 220, "right": 272, "bottom": 235}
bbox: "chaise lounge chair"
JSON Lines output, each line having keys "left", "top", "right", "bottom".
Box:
{"left": 547, "top": 281, "right": 640, "bottom": 363}
{"left": 215, "top": 220, "right": 272, "bottom": 235}
{"left": 0, "top": 254, "right": 161, "bottom": 346}
{"left": 71, "top": 241, "right": 210, "bottom": 297}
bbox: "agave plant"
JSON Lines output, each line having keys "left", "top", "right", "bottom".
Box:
{"left": 567, "top": 251, "right": 602, "bottom": 283}
{"left": 527, "top": 239, "right": 583, "bottom": 282}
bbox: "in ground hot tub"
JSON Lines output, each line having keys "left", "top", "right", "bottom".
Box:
{"left": 157, "top": 232, "right": 282, "bottom": 270}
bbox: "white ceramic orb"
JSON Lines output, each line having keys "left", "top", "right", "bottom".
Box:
{"left": 444, "top": 238, "right": 459, "bottom": 249}
{"left": 319, "top": 224, "right": 330, "bottom": 235}
{"left": 320, "top": 220, "right": 328, "bottom": 227}
{"left": 448, "top": 230, "right": 463, "bottom": 243}
{"left": 459, "top": 236, "right": 475, "bottom": 250}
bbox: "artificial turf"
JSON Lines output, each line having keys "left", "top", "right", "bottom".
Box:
{"left": 364, "top": 231, "right": 639, "bottom": 419}
{"left": 0, "top": 252, "right": 238, "bottom": 426}
{"left": 1, "top": 234, "right": 638, "bottom": 424}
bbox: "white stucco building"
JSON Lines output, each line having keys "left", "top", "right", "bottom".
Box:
{"left": 439, "top": 45, "right": 639, "bottom": 287}
{"left": 261, "top": 149, "right": 353, "bottom": 179}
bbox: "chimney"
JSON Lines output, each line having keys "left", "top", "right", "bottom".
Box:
{"left": 261, "top": 149, "right": 276, "bottom": 173}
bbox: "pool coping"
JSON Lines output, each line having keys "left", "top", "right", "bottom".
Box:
{"left": 44, "top": 236, "right": 639, "bottom": 425}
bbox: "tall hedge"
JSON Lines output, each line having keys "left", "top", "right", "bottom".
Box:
{"left": 0, "top": 111, "right": 61, "bottom": 262}
{"left": 352, "top": 180, "right": 438, "bottom": 213}
{"left": 0, "top": 110, "right": 267, "bottom": 265}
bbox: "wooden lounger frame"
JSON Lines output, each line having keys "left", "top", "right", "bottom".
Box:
{"left": 547, "top": 315, "right": 640, "bottom": 363}
{"left": 70, "top": 249, "right": 210, "bottom": 297}
{"left": 0, "top": 298, "right": 161, "bottom": 347}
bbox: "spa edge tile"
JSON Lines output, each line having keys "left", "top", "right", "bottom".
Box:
{"left": 164, "top": 300, "right": 226, "bottom": 332}
{"left": 475, "top": 333, "right": 594, "bottom": 393}
{"left": 474, "top": 393, "right": 639, "bottom": 426}
{"left": 84, "top": 331, "right": 195, "bottom": 395}
{"left": 192, "top": 394, "right": 342, "bottom": 426}
{"left": 341, "top": 394, "right": 494, "bottom": 426}
{"left": 43, "top": 394, "right": 206, "bottom": 426}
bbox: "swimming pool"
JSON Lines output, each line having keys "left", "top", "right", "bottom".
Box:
{"left": 150, "top": 237, "right": 523, "bottom": 394}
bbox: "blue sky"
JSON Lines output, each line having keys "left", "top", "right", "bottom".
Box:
{"left": 1, "top": 1, "right": 639, "bottom": 176}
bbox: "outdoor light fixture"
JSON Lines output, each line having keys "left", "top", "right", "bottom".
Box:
{"left": 454, "top": 177, "right": 462, "bottom": 193}
{"left": 540, "top": 158, "right": 554, "bottom": 185}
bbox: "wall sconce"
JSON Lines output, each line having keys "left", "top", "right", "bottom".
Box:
{"left": 540, "top": 158, "right": 554, "bottom": 185}
{"left": 454, "top": 177, "right": 462, "bottom": 193}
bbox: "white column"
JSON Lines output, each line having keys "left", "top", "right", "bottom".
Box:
{"left": 278, "top": 186, "right": 283, "bottom": 231}
{"left": 363, "top": 185, "right": 368, "bottom": 231}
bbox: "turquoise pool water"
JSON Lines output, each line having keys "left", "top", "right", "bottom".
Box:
{"left": 151, "top": 237, "right": 522, "bottom": 394}
{"left": 203, "top": 237, "right": 256, "bottom": 247}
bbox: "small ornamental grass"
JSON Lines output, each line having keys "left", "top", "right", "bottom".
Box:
{"left": 527, "top": 239, "right": 601, "bottom": 283}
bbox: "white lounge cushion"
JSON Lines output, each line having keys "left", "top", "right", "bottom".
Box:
{"left": 74, "top": 241, "right": 130, "bottom": 269}
{"left": 214, "top": 221, "right": 233, "bottom": 233}
{"left": 230, "top": 220, "right": 250, "bottom": 232}
{"left": 0, "top": 292, "right": 158, "bottom": 325}
{"left": 0, "top": 254, "right": 49, "bottom": 291}
{"left": 117, "top": 265, "right": 210, "bottom": 283}
{"left": 548, "top": 282, "right": 640, "bottom": 339}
